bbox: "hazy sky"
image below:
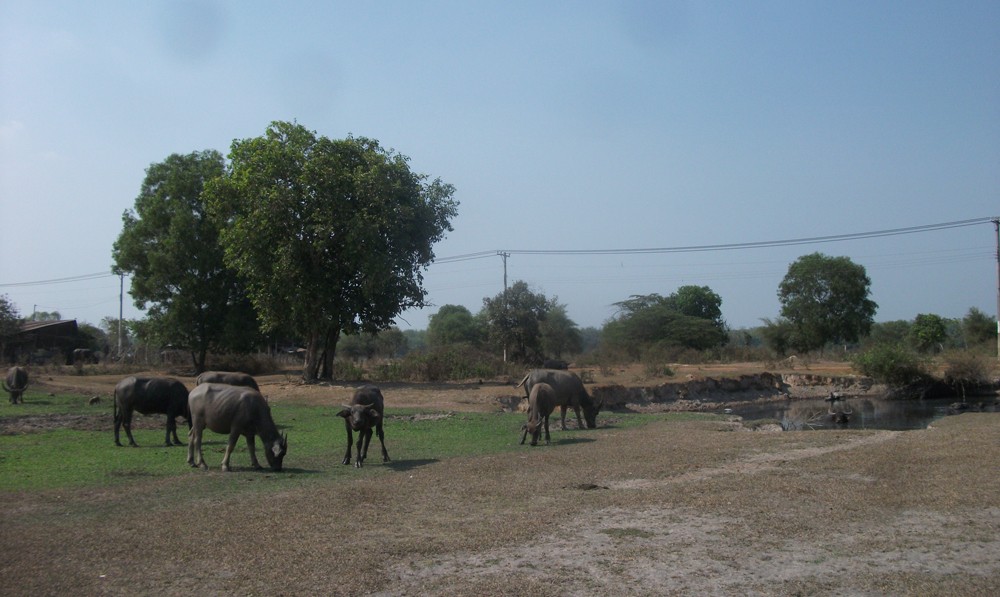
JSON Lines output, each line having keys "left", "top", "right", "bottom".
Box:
{"left": 1, "top": 1, "right": 998, "bottom": 334}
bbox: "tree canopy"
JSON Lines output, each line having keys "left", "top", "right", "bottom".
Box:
{"left": 481, "top": 281, "right": 552, "bottom": 363}
{"left": 204, "top": 121, "right": 458, "bottom": 380}
{"left": 428, "top": 305, "right": 482, "bottom": 347}
{"left": 112, "top": 150, "right": 260, "bottom": 372}
{"left": 603, "top": 286, "right": 728, "bottom": 358}
{"left": 778, "top": 253, "right": 877, "bottom": 352}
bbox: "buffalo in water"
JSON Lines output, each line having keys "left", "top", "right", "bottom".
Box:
{"left": 187, "top": 383, "right": 288, "bottom": 472}
{"left": 516, "top": 369, "right": 602, "bottom": 430}
{"left": 114, "top": 376, "right": 191, "bottom": 447}
{"left": 3, "top": 366, "right": 28, "bottom": 404}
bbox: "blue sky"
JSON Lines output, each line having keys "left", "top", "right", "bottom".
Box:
{"left": 1, "top": 1, "right": 998, "bottom": 333}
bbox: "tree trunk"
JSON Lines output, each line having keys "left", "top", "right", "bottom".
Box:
{"left": 303, "top": 330, "right": 324, "bottom": 382}
{"left": 319, "top": 327, "right": 340, "bottom": 380}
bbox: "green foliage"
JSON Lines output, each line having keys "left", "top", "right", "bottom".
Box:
{"left": 865, "top": 320, "right": 911, "bottom": 347}
{"left": 339, "top": 327, "right": 409, "bottom": 360}
{"left": 539, "top": 303, "right": 583, "bottom": 358}
{"left": 480, "top": 281, "right": 552, "bottom": 363}
{"left": 204, "top": 122, "right": 457, "bottom": 381}
{"left": 962, "top": 307, "right": 996, "bottom": 348}
{"left": 603, "top": 288, "right": 728, "bottom": 359}
{"left": 909, "top": 313, "right": 947, "bottom": 353}
{"left": 395, "top": 344, "right": 510, "bottom": 381}
{"left": 850, "top": 343, "right": 928, "bottom": 386}
{"left": 0, "top": 294, "right": 21, "bottom": 357}
{"left": 29, "top": 310, "right": 61, "bottom": 321}
{"left": 778, "top": 253, "right": 877, "bottom": 352}
{"left": 113, "top": 150, "right": 259, "bottom": 372}
{"left": 427, "top": 305, "right": 482, "bottom": 347}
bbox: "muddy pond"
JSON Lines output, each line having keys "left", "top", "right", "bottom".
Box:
{"left": 722, "top": 396, "right": 999, "bottom": 431}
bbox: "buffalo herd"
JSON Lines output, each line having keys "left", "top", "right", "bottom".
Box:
{"left": 7, "top": 365, "right": 602, "bottom": 472}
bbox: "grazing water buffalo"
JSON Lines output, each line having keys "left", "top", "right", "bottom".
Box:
{"left": 195, "top": 371, "right": 260, "bottom": 391}
{"left": 520, "top": 382, "right": 556, "bottom": 446}
{"left": 516, "top": 369, "right": 602, "bottom": 430}
{"left": 114, "top": 376, "right": 191, "bottom": 447}
{"left": 337, "top": 385, "right": 390, "bottom": 468}
{"left": 187, "top": 383, "right": 288, "bottom": 472}
{"left": 3, "top": 366, "right": 28, "bottom": 404}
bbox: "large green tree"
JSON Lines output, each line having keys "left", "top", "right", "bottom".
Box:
{"left": 603, "top": 287, "right": 728, "bottom": 358}
{"left": 778, "top": 253, "right": 877, "bottom": 352}
{"left": 112, "top": 150, "right": 260, "bottom": 372}
{"left": 539, "top": 303, "right": 583, "bottom": 358}
{"left": 204, "top": 122, "right": 457, "bottom": 380}
{"left": 428, "top": 305, "right": 482, "bottom": 347}
{"left": 481, "top": 281, "right": 551, "bottom": 363}
{"left": 962, "top": 307, "right": 996, "bottom": 348}
{"left": 0, "top": 294, "right": 21, "bottom": 361}
{"left": 909, "top": 313, "right": 947, "bottom": 353}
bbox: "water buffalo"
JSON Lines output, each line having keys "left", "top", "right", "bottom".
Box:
{"left": 195, "top": 371, "right": 260, "bottom": 391}
{"left": 520, "top": 382, "right": 556, "bottom": 446}
{"left": 187, "top": 383, "right": 288, "bottom": 472}
{"left": 337, "top": 385, "right": 390, "bottom": 468}
{"left": 114, "top": 376, "right": 191, "bottom": 447}
{"left": 515, "top": 369, "right": 602, "bottom": 430}
{"left": 3, "top": 366, "right": 28, "bottom": 404}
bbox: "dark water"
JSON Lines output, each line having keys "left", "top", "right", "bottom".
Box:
{"left": 721, "top": 396, "right": 999, "bottom": 431}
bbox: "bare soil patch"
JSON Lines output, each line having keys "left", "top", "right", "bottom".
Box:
{"left": 2, "top": 365, "right": 998, "bottom": 595}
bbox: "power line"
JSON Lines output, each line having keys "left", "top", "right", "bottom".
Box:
{"left": 0, "top": 271, "right": 115, "bottom": 288}
{"left": 492, "top": 217, "right": 995, "bottom": 257}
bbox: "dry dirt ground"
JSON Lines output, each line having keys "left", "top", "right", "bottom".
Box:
{"left": 2, "top": 365, "right": 999, "bottom": 596}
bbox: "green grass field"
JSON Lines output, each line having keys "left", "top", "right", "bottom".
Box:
{"left": 0, "top": 389, "right": 713, "bottom": 493}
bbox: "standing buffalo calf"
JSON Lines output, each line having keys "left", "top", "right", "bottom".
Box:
{"left": 3, "top": 366, "right": 28, "bottom": 404}
{"left": 520, "top": 382, "right": 556, "bottom": 446}
{"left": 337, "top": 385, "right": 390, "bottom": 468}
{"left": 516, "top": 369, "right": 602, "bottom": 430}
{"left": 187, "top": 383, "right": 288, "bottom": 472}
{"left": 114, "top": 376, "right": 191, "bottom": 447}
{"left": 195, "top": 371, "right": 260, "bottom": 391}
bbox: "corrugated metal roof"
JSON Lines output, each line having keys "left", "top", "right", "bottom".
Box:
{"left": 18, "top": 319, "right": 79, "bottom": 333}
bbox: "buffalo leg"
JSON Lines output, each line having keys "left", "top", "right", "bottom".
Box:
{"left": 220, "top": 430, "right": 242, "bottom": 472}
{"left": 187, "top": 425, "right": 207, "bottom": 469}
{"left": 355, "top": 429, "right": 372, "bottom": 468}
{"left": 245, "top": 433, "right": 262, "bottom": 470}
{"left": 375, "top": 421, "right": 390, "bottom": 462}
{"left": 559, "top": 405, "right": 569, "bottom": 430}
{"left": 572, "top": 406, "right": 584, "bottom": 429}
{"left": 341, "top": 423, "right": 354, "bottom": 465}
{"left": 520, "top": 424, "right": 529, "bottom": 444}
{"left": 114, "top": 410, "right": 124, "bottom": 447}
{"left": 121, "top": 411, "right": 139, "bottom": 447}
{"left": 543, "top": 415, "right": 551, "bottom": 444}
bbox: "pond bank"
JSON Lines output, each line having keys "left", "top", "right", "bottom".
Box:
{"left": 590, "top": 373, "right": 886, "bottom": 412}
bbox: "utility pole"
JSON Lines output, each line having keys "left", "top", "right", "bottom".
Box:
{"left": 994, "top": 218, "right": 999, "bottom": 360}
{"left": 118, "top": 273, "right": 124, "bottom": 358}
{"left": 498, "top": 251, "right": 510, "bottom": 362}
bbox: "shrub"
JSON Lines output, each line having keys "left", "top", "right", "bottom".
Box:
{"left": 941, "top": 350, "right": 993, "bottom": 394}
{"left": 850, "top": 344, "right": 928, "bottom": 386}
{"left": 396, "top": 344, "right": 511, "bottom": 382}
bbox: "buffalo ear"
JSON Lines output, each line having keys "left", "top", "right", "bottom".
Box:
{"left": 336, "top": 408, "right": 350, "bottom": 419}
{"left": 368, "top": 408, "right": 382, "bottom": 420}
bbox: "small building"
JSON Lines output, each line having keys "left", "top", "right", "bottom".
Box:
{"left": 3, "top": 320, "right": 80, "bottom": 364}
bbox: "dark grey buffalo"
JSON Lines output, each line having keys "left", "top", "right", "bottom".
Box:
{"left": 337, "top": 385, "right": 390, "bottom": 468}
{"left": 520, "top": 382, "right": 556, "bottom": 446}
{"left": 3, "top": 366, "right": 28, "bottom": 404}
{"left": 515, "top": 369, "right": 602, "bottom": 430}
{"left": 187, "top": 383, "right": 288, "bottom": 472}
{"left": 114, "top": 376, "right": 191, "bottom": 447}
{"left": 195, "top": 371, "right": 260, "bottom": 391}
